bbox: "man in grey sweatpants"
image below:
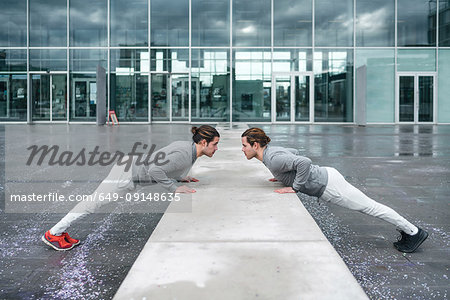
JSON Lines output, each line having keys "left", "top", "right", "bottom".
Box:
{"left": 42, "top": 125, "right": 220, "bottom": 251}
{"left": 241, "top": 127, "right": 428, "bottom": 253}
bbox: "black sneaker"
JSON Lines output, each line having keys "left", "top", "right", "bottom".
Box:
{"left": 394, "top": 227, "right": 428, "bottom": 253}
{"left": 393, "top": 230, "right": 407, "bottom": 249}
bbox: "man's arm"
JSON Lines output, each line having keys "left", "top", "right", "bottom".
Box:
{"left": 285, "top": 147, "right": 300, "bottom": 156}
{"left": 270, "top": 154, "right": 311, "bottom": 192}
{"left": 146, "top": 150, "right": 191, "bottom": 193}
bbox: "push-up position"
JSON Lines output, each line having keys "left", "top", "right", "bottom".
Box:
{"left": 42, "top": 125, "right": 220, "bottom": 251}
{"left": 241, "top": 127, "right": 428, "bottom": 253}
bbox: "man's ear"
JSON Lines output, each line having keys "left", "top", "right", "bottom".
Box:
{"left": 201, "top": 139, "right": 207, "bottom": 147}
{"left": 252, "top": 142, "right": 260, "bottom": 150}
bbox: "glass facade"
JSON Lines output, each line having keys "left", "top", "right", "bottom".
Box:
{"left": 30, "top": 0, "right": 67, "bottom": 47}
{"left": 397, "top": 0, "right": 436, "bottom": 47}
{"left": 233, "top": 0, "right": 271, "bottom": 47}
{"left": 0, "top": 50, "right": 27, "bottom": 121}
{"left": 70, "top": 0, "right": 107, "bottom": 47}
{"left": 438, "top": 50, "right": 450, "bottom": 122}
{"left": 0, "top": 0, "right": 449, "bottom": 124}
{"left": 274, "top": 0, "right": 312, "bottom": 47}
{"left": 191, "top": 49, "right": 230, "bottom": 122}
{"left": 70, "top": 50, "right": 108, "bottom": 122}
{"left": 356, "top": 0, "right": 394, "bottom": 46}
{"left": 111, "top": 0, "right": 148, "bottom": 46}
{"left": 151, "top": 0, "right": 188, "bottom": 46}
{"left": 314, "top": 49, "right": 353, "bottom": 122}
{"left": 0, "top": 0, "right": 27, "bottom": 47}
{"left": 233, "top": 50, "right": 271, "bottom": 121}
{"left": 356, "top": 49, "right": 395, "bottom": 123}
{"left": 192, "top": 0, "right": 230, "bottom": 46}
{"left": 315, "top": 0, "right": 353, "bottom": 47}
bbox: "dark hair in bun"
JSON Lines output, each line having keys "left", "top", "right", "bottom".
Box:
{"left": 192, "top": 125, "right": 220, "bottom": 144}
{"left": 241, "top": 127, "right": 271, "bottom": 147}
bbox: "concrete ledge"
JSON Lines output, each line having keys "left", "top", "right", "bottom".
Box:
{"left": 114, "top": 126, "right": 368, "bottom": 300}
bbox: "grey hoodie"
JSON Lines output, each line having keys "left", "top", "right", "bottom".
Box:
{"left": 132, "top": 141, "right": 197, "bottom": 192}
{"left": 262, "top": 145, "right": 328, "bottom": 197}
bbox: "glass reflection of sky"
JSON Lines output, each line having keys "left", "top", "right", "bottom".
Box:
{"left": 356, "top": 0, "right": 395, "bottom": 46}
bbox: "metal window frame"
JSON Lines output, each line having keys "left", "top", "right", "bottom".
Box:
{"left": 395, "top": 72, "right": 437, "bottom": 124}
{"left": 1, "top": 0, "right": 444, "bottom": 125}
{"left": 271, "top": 71, "right": 314, "bottom": 123}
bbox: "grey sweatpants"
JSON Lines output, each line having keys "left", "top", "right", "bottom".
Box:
{"left": 319, "top": 167, "right": 417, "bottom": 235}
{"left": 50, "top": 159, "right": 135, "bottom": 236}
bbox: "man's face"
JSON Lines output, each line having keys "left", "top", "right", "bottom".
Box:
{"left": 241, "top": 136, "right": 257, "bottom": 160}
{"left": 202, "top": 136, "right": 220, "bottom": 157}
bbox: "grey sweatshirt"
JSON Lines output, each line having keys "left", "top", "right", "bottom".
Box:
{"left": 132, "top": 141, "right": 197, "bottom": 192}
{"left": 262, "top": 145, "right": 328, "bottom": 197}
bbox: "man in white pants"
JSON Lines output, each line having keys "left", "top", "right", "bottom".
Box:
{"left": 42, "top": 125, "right": 220, "bottom": 251}
{"left": 241, "top": 127, "right": 428, "bottom": 253}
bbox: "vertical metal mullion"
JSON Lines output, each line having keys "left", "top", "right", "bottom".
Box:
{"left": 395, "top": 73, "right": 399, "bottom": 123}
{"left": 291, "top": 75, "right": 295, "bottom": 123}
{"left": 67, "top": 0, "right": 70, "bottom": 123}
{"left": 169, "top": 76, "right": 172, "bottom": 122}
{"left": 309, "top": 72, "right": 314, "bottom": 122}
{"left": 436, "top": 0, "right": 439, "bottom": 48}
{"left": 27, "top": 0, "right": 31, "bottom": 124}
{"left": 353, "top": 0, "right": 356, "bottom": 124}
{"left": 229, "top": 0, "right": 232, "bottom": 127}
{"left": 148, "top": 0, "right": 151, "bottom": 123}
{"left": 311, "top": 0, "right": 315, "bottom": 123}
{"left": 394, "top": 0, "right": 398, "bottom": 123}
{"left": 434, "top": 73, "right": 437, "bottom": 124}
{"left": 50, "top": 75, "right": 53, "bottom": 122}
{"left": 415, "top": 74, "right": 418, "bottom": 124}
{"left": 271, "top": 74, "right": 275, "bottom": 122}
{"left": 436, "top": 0, "right": 439, "bottom": 124}
{"left": 188, "top": 0, "right": 192, "bottom": 123}
{"left": 107, "top": 0, "right": 110, "bottom": 117}
{"left": 271, "top": 0, "right": 274, "bottom": 123}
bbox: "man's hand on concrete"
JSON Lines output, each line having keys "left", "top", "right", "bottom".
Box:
{"left": 175, "top": 185, "right": 196, "bottom": 193}
{"left": 274, "top": 187, "right": 295, "bottom": 194}
{"left": 181, "top": 176, "right": 199, "bottom": 182}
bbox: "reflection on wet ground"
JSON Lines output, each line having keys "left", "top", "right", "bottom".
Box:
{"left": 0, "top": 124, "right": 193, "bottom": 299}
{"left": 253, "top": 124, "right": 449, "bottom": 158}
{"left": 0, "top": 124, "right": 449, "bottom": 299}
{"left": 254, "top": 124, "right": 450, "bottom": 300}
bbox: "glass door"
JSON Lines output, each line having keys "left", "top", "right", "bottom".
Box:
{"left": 52, "top": 74, "right": 67, "bottom": 121}
{"left": 151, "top": 73, "right": 169, "bottom": 121}
{"left": 274, "top": 75, "right": 291, "bottom": 121}
{"left": 32, "top": 74, "right": 51, "bottom": 121}
{"left": 0, "top": 76, "right": 9, "bottom": 118}
{"left": 273, "top": 73, "right": 312, "bottom": 122}
{"left": 398, "top": 74, "right": 434, "bottom": 123}
{"left": 418, "top": 76, "right": 434, "bottom": 122}
{"left": 399, "top": 76, "right": 414, "bottom": 122}
{"left": 294, "top": 75, "right": 310, "bottom": 122}
{"left": 151, "top": 73, "right": 189, "bottom": 122}
{"left": 32, "top": 74, "right": 67, "bottom": 121}
{"left": 171, "top": 75, "right": 189, "bottom": 121}
{"left": 72, "top": 78, "right": 96, "bottom": 120}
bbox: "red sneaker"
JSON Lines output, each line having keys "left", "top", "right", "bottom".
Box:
{"left": 42, "top": 230, "right": 74, "bottom": 251}
{"left": 62, "top": 232, "right": 80, "bottom": 246}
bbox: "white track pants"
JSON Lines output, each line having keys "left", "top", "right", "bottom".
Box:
{"left": 50, "top": 159, "right": 135, "bottom": 236}
{"left": 319, "top": 167, "right": 417, "bottom": 235}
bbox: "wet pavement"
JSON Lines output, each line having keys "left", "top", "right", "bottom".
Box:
{"left": 0, "top": 124, "right": 194, "bottom": 299}
{"left": 252, "top": 124, "right": 450, "bottom": 300}
{"left": 0, "top": 124, "right": 449, "bottom": 299}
